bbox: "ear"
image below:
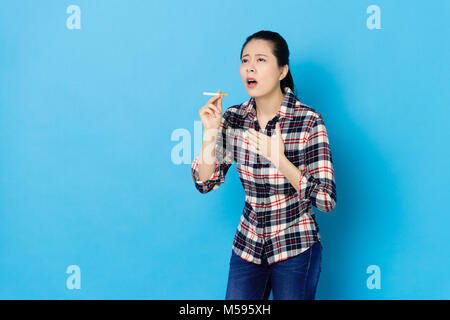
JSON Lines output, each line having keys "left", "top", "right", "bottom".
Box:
{"left": 279, "top": 64, "right": 289, "bottom": 81}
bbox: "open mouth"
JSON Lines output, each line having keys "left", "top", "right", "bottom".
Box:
{"left": 247, "top": 80, "right": 258, "bottom": 88}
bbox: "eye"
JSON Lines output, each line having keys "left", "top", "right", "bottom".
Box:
{"left": 241, "top": 57, "right": 265, "bottom": 63}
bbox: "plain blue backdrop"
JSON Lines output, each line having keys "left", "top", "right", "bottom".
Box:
{"left": 0, "top": 0, "right": 448, "bottom": 299}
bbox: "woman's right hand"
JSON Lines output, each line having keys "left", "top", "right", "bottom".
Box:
{"left": 199, "top": 89, "right": 223, "bottom": 130}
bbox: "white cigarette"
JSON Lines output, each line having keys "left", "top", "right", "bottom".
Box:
{"left": 203, "top": 92, "right": 228, "bottom": 96}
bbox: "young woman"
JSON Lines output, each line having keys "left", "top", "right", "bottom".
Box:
{"left": 191, "top": 30, "right": 337, "bottom": 300}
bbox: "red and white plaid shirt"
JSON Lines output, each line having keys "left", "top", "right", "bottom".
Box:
{"left": 191, "top": 87, "right": 337, "bottom": 265}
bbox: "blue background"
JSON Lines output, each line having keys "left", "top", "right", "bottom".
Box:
{"left": 0, "top": 0, "right": 448, "bottom": 299}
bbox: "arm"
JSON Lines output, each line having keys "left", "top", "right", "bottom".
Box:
{"left": 191, "top": 110, "right": 234, "bottom": 193}
{"left": 196, "top": 128, "right": 219, "bottom": 183}
{"left": 276, "top": 114, "right": 337, "bottom": 212}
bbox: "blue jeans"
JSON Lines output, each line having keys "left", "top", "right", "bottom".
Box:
{"left": 225, "top": 241, "right": 322, "bottom": 300}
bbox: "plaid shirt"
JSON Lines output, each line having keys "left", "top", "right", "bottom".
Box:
{"left": 191, "top": 87, "right": 337, "bottom": 265}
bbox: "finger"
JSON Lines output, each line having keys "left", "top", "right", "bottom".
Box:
{"left": 201, "top": 108, "right": 216, "bottom": 118}
{"left": 247, "top": 133, "right": 258, "bottom": 145}
{"left": 249, "top": 135, "right": 262, "bottom": 149}
{"left": 215, "top": 99, "right": 222, "bottom": 112}
{"left": 249, "top": 128, "right": 262, "bottom": 139}
{"left": 245, "top": 129, "right": 258, "bottom": 140}
{"left": 250, "top": 130, "right": 262, "bottom": 142}
{"left": 247, "top": 128, "right": 259, "bottom": 139}
{"left": 213, "top": 89, "right": 222, "bottom": 101}
{"left": 208, "top": 92, "right": 222, "bottom": 104}
{"left": 204, "top": 105, "right": 219, "bottom": 117}
{"left": 207, "top": 103, "right": 220, "bottom": 116}
{"left": 207, "top": 103, "right": 220, "bottom": 115}
{"left": 245, "top": 133, "right": 254, "bottom": 145}
{"left": 217, "top": 90, "right": 223, "bottom": 111}
{"left": 248, "top": 142, "right": 259, "bottom": 154}
{"left": 208, "top": 95, "right": 221, "bottom": 104}
{"left": 248, "top": 139, "right": 258, "bottom": 150}
{"left": 213, "top": 90, "right": 223, "bottom": 111}
{"left": 201, "top": 109, "right": 215, "bottom": 120}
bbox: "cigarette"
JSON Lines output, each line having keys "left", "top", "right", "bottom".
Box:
{"left": 203, "top": 92, "right": 228, "bottom": 96}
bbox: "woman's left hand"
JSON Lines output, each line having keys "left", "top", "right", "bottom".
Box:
{"left": 245, "top": 122, "right": 285, "bottom": 167}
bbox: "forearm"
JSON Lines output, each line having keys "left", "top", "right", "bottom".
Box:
{"left": 275, "top": 152, "right": 336, "bottom": 212}
{"left": 197, "top": 128, "right": 218, "bottom": 182}
{"left": 274, "top": 154, "right": 302, "bottom": 193}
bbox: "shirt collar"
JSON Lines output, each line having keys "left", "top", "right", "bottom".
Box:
{"left": 240, "top": 86, "right": 296, "bottom": 120}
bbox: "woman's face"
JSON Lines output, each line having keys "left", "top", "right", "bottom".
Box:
{"left": 240, "top": 39, "right": 287, "bottom": 98}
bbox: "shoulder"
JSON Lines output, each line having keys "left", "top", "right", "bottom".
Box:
{"left": 222, "top": 102, "right": 248, "bottom": 124}
{"left": 223, "top": 104, "right": 242, "bottom": 117}
{"left": 292, "top": 100, "right": 326, "bottom": 126}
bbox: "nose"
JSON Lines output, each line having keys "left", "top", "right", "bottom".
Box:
{"left": 246, "top": 61, "right": 255, "bottom": 73}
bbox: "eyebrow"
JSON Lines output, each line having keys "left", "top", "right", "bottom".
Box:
{"left": 242, "top": 54, "right": 268, "bottom": 58}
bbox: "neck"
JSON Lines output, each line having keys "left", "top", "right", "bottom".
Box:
{"left": 254, "top": 87, "right": 285, "bottom": 119}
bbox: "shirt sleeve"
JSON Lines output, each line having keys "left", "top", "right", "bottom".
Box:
{"left": 191, "top": 110, "right": 234, "bottom": 194}
{"left": 298, "top": 114, "right": 337, "bottom": 212}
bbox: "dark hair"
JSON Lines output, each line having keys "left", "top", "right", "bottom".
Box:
{"left": 240, "top": 30, "right": 297, "bottom": 97}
